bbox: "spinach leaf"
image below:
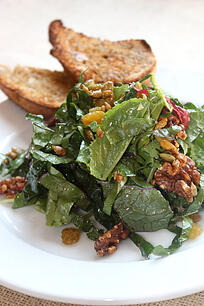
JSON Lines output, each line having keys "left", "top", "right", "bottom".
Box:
{"left": 114, "top": 187, "right": 173, "bottom": 231}
{"left": 129, "top": 232, "right": 154, "bottom": 258}
{"left": 55, "top": 162, "right": 103, "bottom": 207}
{"left": 31, "top": 145, "right": 72, "bottom": 164}
{"left": 130, "top": 217, "right": 192, "bottom": 258}
{"left": 89, "top": 98, "right": 154, "bottom": 180}
{"left": 40, "top": 172, "right": 84, "bottom": 226}
{"left": 113, "top": 84, "right": 129, "bottom": 101}
{"left": 181, "top": 104, "right": 204, "bottom": 167}
{"left": 76, "top": 140, "right": 90, "bottom": 167}
{"left": 71, "top": 212, "right": 104, "bottom": 241}
{"left": 153, "top": 217, "right": 192, "bottom": 256}
{"left": 148, "top": 74, "right": 172, "bottom": 120}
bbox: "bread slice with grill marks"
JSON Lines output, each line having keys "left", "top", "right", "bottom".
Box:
{"left": 0, "top": 65, "right": 74, "bottom": 118}
{"left": 49, "top": 20, "right": 156, "bottom": 84}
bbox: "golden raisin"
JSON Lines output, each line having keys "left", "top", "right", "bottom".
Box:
{"left": 61, "top": 228, "right": 80, "bottom": 245}
{"left": 189, "top": 223, "right": 203, "bottom": 240}
{"left": 81, "top": 111, "right": 105, "bottom": 126}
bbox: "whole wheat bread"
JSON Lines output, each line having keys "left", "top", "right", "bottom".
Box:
{"left": 0, "top": 65, "right": 74, "bottom": 118}
{"left": 49, "top": 20, "right": 156, "bottom": 84}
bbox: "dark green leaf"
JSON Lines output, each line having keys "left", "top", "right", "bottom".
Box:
{"left": 114, "top": 187, "right": 173, "bottom": 231}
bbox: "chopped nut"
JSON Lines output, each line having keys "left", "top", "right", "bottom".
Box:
{"left": 160, "top": 139, "right": 178, "bottom": 154}
{"left": 0, "top": 177, "right": 27, "bottom": 198}
{"left": 96, "top": 127, "right": 104, "bottom": 139}
{"left": 176, "top": 129, "right": 187, "bottom": 140}
{"left": 81, "top": 84, "right": 89, "bottom": 93}
{"left": 52, "top": 145, "right": 67, "bottom": 156}
{"left": 90, "top": 89, "right": 103, "bottom": 98}
{"left": 155, "top": 117, "right": 168, "bottom": 130}
{"left": 61, "top": 228, "right": 80, "bottom": 245}
{"left": 103, "top": 90, "right": 112, "bottom": 98}
{"left": 84, "top": 128, "right": 95, "bottom": 141}
{"left": 191, "top": 182, "right": 197, "bottom": 197}
{"left": 1, "top": 184, "right": 7, "bottom": 192}
{"left": 104, "top": 102, "right": 112, "bottom": 111}
{"left": 94, "top": 221, "right": 130, "bottom": 256}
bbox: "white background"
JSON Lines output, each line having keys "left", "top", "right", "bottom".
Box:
{"left": 0, "top": 0, "right": 204, "bottom": 71}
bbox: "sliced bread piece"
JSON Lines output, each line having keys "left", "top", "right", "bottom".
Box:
{"left": 0, "top": 65, "right": 74, "bottom": 118}
{"left": 49, "top": 20, "right": 156, "bottom": 84}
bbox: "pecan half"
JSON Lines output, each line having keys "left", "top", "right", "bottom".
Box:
{"left": 94, "top": 221, "right": 130, "bottom": 256}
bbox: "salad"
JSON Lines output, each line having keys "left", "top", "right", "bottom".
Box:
{"left": 0, "top": 74, "right": 203, "bottom": 258}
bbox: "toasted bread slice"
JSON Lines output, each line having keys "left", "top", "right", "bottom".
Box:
{"left": 0, "top": 65, "right": 74, "bottom": 118}
{"left": 49, "top": 20, "right": 156, "bottom": 84}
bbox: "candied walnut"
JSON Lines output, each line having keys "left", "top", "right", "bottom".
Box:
{"left": 52, "top": 145, "right": 67, "bottom": 156}
{"left": 154, "top": 155, "right": 200, "bottom": 202}
{"left": 61, "top": 228, "right": 80, "bottom": 245}
{"left": 0, "top": 177, "right": 27, "bottom": 198}
{"left": 94, "top": 221, "right": 130, "bottom": 256}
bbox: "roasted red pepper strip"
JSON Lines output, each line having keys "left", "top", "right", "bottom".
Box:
{"left": 165, "top": 97, "right": 190, "bottom": 129}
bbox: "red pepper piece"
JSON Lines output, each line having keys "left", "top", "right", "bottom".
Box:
{"left": 165, "top": 97, "right": 190, "bottom": 129}
{"left": 131, "top": 85, "right": 151, "bottom": 96}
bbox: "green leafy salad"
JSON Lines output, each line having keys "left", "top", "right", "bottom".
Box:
{"left": 0, "top": 73, "right": 204, "bottom": 258}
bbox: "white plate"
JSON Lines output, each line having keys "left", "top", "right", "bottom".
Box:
{"left": 0, "top": 68, "right": 204, "bottom": 305}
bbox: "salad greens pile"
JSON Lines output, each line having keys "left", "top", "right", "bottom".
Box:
{"left": 0, "top": 74, "right": 204, "bottom": 258}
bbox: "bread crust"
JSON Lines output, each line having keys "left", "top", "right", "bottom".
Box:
{"left": 0, "top": 65, "right": 74, "bottom": 118}
{"left": 0, "top": 82, "right": 57, "bottom": 118}
{"left": 49, "top": 20, "right": 157, "bottom": 84}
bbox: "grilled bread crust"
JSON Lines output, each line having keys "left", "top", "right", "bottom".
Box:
{"left": 49, "top": 20, "right": 156, "bottom": 84}
{"left": 0, "top": 65, "right": 74, "bottom": 118}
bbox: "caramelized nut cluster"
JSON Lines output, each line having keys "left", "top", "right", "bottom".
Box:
{"left": 94, "top": 221, "right": 130, "bottom": 256}
{"left": 0, "top": 177, "right": 27, "bottom": 199}
{"left": 153, "top": 154, "right": 200, "bottom": 202}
